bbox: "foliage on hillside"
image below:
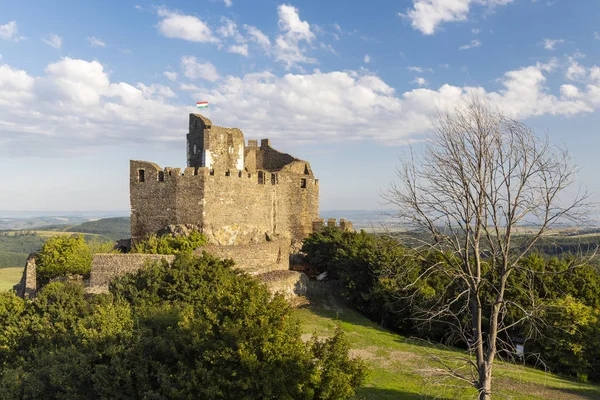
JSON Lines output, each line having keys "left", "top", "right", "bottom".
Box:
{"left": 302, "top": 227, "right": 600, "bottom": 383}
{"left": 36, "top": 235, "right": 115, "bottom": 284}
{"left": 132, "top": 231, "right": 207, "bottom": 255}
{"left": 66, "top": 217, "right": 131, "bottom": 241}
{"left": 0, "top": 232, "right": 45, "bottom": 268}
{"left": 0, "top": 253, "right": 367, "bottom": 399}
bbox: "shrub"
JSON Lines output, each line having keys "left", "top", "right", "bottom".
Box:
{"left": 36, "top": 235, "right": 114, "bottom": 284}
{"left": 132, "top": 231, "right": 206, "bottom": 255}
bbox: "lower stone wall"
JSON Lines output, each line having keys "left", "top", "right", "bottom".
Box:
{"left": 89, "top": 254, "right": 175, "bottom": 290}
{"left": 258, "top": 270, "right": 308, "bottom": 299}
{"left": 194, "top": 238, "right": 289, "bottom": 275}
{"left": 13, "top": 255, "right": 37, "bottom": 299}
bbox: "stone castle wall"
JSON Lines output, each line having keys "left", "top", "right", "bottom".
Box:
{"left": 89, "top": 254, "right": 176, "bottom": 289}
{"left": 193, "top": 237, "right": 289, "bottom": 275}
{"left": 130, "top": 116, "right": 319, "bottom": 246}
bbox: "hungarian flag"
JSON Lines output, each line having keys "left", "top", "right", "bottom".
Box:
{"left": 196, "top": 101, "right": 208, "bottom": 108}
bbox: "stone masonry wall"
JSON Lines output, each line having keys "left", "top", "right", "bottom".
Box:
{"left": 90, "top": 254, "right": 175, "bottom": 289}
{"left": 130, "top": 114, "right": 320, "bottom": 245}
{"left": 194, "top": 238, "right": 289, "bottom": 275}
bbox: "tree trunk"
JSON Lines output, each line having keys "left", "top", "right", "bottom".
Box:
{"left": 478, "top": 364, "right": 492, "bottom": 400}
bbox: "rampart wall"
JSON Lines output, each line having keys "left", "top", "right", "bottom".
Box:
{"left": 89, "top": 254, "right": 176, "bottom": 289}
{"left": 193, "top": 237, "right": 289, "bottom": 275}
{"left": 130, "top": 160, "right": 319, "bottom": 245}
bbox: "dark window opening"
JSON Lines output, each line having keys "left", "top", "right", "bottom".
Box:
{"left": 304, "top": 164, "right": 310, "bottom": 175}
{"left": 300, "top": 178, "right": 307, "bottom": 188}
{"left": 258, "top": 171, "right": 264, "bottom": 184}
{"left": 271, "top": 173, "right": 277, "bottom": 185}
{"left": 248, "top": 173, "right": 251, "bottom": 178}
{"left": 210, "top": 169, "right": 215, "bottom": 176}
{"left": 238, "top": 171, "right": 243, "bottom": 177}
{"left": 138, "top": 169, "right": 145, "bottom": 183}
{"left": 168, "top": 170, "right": 172, "bottom": 176}
{"left": 158, "top": 171, "right": 164, "bottom": 182}
{"left": 225, "top": 170, "right": 231, "bottom": 176}
{"left": 194, "top": 167, "right": 199, "bottom": 176}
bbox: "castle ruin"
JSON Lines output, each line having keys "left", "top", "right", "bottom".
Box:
{"left": 130, "top": 114, "right": 320, "bottom": 246}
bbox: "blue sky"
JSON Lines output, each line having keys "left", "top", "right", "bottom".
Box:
{"left": 1, "top": 0, "right": 600, "bottom": 213}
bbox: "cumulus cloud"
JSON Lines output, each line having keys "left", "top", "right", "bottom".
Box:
{"left": 459, "top": 39, "right": 481, "bottom": 50}
{"left": 180, "top": 56, "right": 220, "bottom": 82}
{"left": 245, "top": 25, "right": 271, "bottom": 51}
{"left": 274, "top": 4, "right": 317, "bottom": 69}
{"left": 399, "top": 0, "right": 514, "bottom": 35}
{"left": 363, "top": 54, "right": 371, "bottom": 63}
{"left": 156, "top": 7, "right": 219, "bottom": 43}
{"left": 542, "top": 38, "right": 564, "bottom": 50}
{"left": 0, "top": 57, "right": 185, "bottom": 155}
{"left": 4, "top": 55, "right": 600, "bottom": 157}
{"left": 0, "top": 21, "right": 24, "bottom": 41}
{"left": 164, "top": 71, "right": 177, "bottom": 81}
{"left": 43, "top": 34, "right": 62, "bottom": 49}
{"left": 88, "top": 36, "right": 106, "bottom": 47}
{"left": 412, "top": 77, "right": 428, "bottom": 86}
{"left": 223, "top": 0, "right": 232, "bottom": 6}
{"left": 566, "top": 59, "right": 586, "bottom": 81}
{"left": 228, "top": 44, "right": 249, "bottom": 56}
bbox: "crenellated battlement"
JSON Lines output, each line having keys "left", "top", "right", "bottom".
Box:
{"left": 312, "top": 218, "right": 354, "bottom": 233}
{"left": 130, "top": 114, "right": 319, "bottom": 244}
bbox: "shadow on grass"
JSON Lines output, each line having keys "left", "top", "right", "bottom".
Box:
{"left": 554, "top": 384, "right": 600, "bottom": 399}
{"left": 357, "top": 387, "right": 454, "bottom": 400}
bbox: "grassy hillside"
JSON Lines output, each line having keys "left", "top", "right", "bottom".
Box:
{"left": 296, "top": 294, "right": 600, "bottom": 400}
{"left": 66, "top": 217, "right": 130, "bottom": 241}
{"left": 0, "top": 267, "right": 23, "bottom": 292}
{"left": 0, "top": 217, "right": 130, "bottom": 268}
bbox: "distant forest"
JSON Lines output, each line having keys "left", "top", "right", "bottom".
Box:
{"left": 0, "top": 217, "right": 130, "bottom": 268}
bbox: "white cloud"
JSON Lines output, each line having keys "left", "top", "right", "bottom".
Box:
{"left": 223, "top": 0, "right": 233, "bottom": 7}
{"left": 407, "top": 66, "right": 424, "bottom": 73}
{"left": 0, "top": 21, "right": 24, "bottom": 41}
{"left": 137, "top": 83, "right": 176, "bottom": 99}
{"left": 4, "top": 55, "right": 600, "bottom": 156}
{"left": 459, "top": 39, "right": 481, "bottom": 50}
{"left": 156, "top": 7, "right": 219, "bottom": 43}
{"left": 560, "top": 84, "right": 580, "bottom": 98}
{"left": 179, "top": 83, "right": 202, "bottom": 92}
{"left": 566, "top": 59, "right": 586, "bottom": 81}
{"left": 88, "top": 36, "right": 106, "bottom": 47}
{"left": 180, "top": 56, "right": 220, "bottom": 82}
{"left": 0, "top": 57, "right": 185, "bottom": 155}
{"left": 245, "top": 25, "right": 271, "bottom": 51}
{"left": 399, "top": 0, "right": 514, "bottom": 35}
{"left": 228, "top": 44, "right": 249, "bottom": 56}
{"left": 164, "top": 71, "right": 177, "bottom": 81}
{"left": 542, "top": 38, "right": 564, "bottom": 50}
{"left": 364, "top": 54, "right": 371, "bottom": 63}
{"left": 412, "top": 77, "right": 428, "bottom": 86}
{"left": 274, "top": 4, "right": 317, "bottom": 69}
{"left": 43, "top": 34, "right": 62, "bottom": 49}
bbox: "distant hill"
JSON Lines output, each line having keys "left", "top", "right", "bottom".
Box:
{"left": 66, "top": 217, "right": 131, "bottom": 241}
{"left": 0, "top": 217, "right": 131, "bottom": 268}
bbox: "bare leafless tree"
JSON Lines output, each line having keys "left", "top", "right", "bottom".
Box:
{"left": 384, "top": 98, "right": 589, "bottom": 400}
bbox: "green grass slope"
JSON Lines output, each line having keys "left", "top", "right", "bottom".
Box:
{"left": 295, "top": 295, "right": 600, "bottom": 400}
{"left": 0, "top": 267, "right": 23, "bottom": 292}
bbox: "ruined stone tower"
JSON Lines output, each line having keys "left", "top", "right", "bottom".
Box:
{"left": 130, "top": 114, "right": 320, "bottom": 246}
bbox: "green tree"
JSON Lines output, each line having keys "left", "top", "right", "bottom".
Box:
{"left": 0, "top": 253, "right": 367, "bottom": 399}
{"left": 36, "top": 235, "right": 114, "bottom": 284}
